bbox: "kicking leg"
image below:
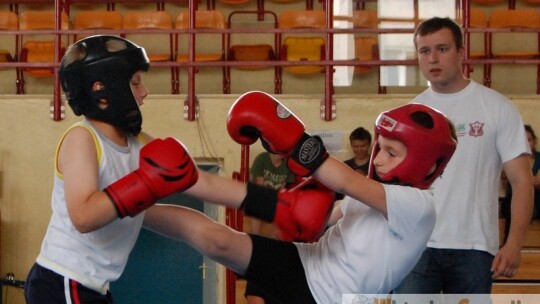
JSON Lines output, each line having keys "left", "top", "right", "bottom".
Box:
{"left": 144, "top": 204, "right": 252, "bottom": 275}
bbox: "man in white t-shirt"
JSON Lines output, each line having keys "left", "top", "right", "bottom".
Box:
{"left": 394, "top": 17, "right": 533, "bottom": 294}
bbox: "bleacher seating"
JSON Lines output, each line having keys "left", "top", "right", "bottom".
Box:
{"left": 352, "top": 9, "right": 384, "bottom": 93}
{"left": 0, "top": 11, "right": 18, "bottom": 63}
{"left": 173, "top": 9, "right": 226, "bottom": 94}
{"left": 493, "top": 249, "right": 540, "bottom": 293}
{"left": 495, "top": 219, "right": 540, "bottom": 293}
{"left": 1, "top": 0, "right": 540, "bottom": 96}
{"left": 17, "top": 10, "right": 69, "bottom": 93}
{"left": 123, "top": 10, "right": 175, "bottom": 92}
{"left": 72, "top": 10, "right": 123, "bottom": 41}
{"left": 487, "top": 8, "right": 540, "bottom": 93}
{"left": 278, "top": 9, "right": 326, "bottom": 76}
{"left": 465, "top": 8, "right": 490, "bottom": 86}
{"left": 225, "top": 9, "right": 278, "bottom": 93}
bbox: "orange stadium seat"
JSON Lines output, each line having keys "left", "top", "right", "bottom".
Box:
{"left": 225, "top": 10, "right": 278, "bottom": 93}
{"left": 18, "top": 10, "right": 69, "bottom": 93}
{"left": 0, "top": 11, "right": 18, "bottom": 63}
{"left": 352, "top": 10, "right": 378, "bottom": 75}
{"left": 122, "top": 10, "right": 174, "bottom": 62}
{"left": 123, "top": 10, "right": 175, "bottom": 93}
{"left": 488, "top": 9, "right": 540, "bottom": 58}
{"left": 73, "top": 10, "right": 123, "bottom": 42}
{"left": 173, "top": 10, "right": 226, "bottom": 94}
{"left": 488, "top": 9, "right": 540, "bottom": 93}
{"left": 466, "top": 8, "right": 490, "bottom": 87}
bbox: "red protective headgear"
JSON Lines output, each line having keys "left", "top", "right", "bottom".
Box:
{"left": 368, "top": 103, "right": 457, "bottom": 190}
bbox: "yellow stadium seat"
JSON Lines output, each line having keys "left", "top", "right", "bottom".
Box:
{"left": 282, "top": 36, "right": 324, "bottom": 74}
{"left": 278, "top": 10, "right": 326, "bottom": 75}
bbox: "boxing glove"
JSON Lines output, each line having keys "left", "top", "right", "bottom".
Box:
{"left": 227, "top": 91, "right": 328, "bottom": 176}
{"left": 241, "top": 177, "right": 334, "bottom": 242}
{"left": 105, "top": 137, "right": 199, "bottom": 218}
{"left": 286, "top": 134, "right": 329, "bottom": 177}
{"left": 227, "top": 91, "right": 305, "bottom": 154}
{"left": 274, "top": 178, "right": 335, "bottom": 242}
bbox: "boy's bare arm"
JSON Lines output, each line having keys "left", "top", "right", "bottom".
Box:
{"left": 313, "top": 157, "right": 388, "bottom": 218}
{"left": 185, "top": 170, "right": 247, "bottom": 209}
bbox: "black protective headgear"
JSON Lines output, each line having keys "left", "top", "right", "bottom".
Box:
{"left": 59, "top": 35, "right": 150, "bottom": 135}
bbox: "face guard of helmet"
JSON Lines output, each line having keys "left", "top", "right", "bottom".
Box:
{"left": 59, "top": 35, "right": 150, "bottom": 135}
{"left": 368, "top": 104, "right": 457, "bottom": 190}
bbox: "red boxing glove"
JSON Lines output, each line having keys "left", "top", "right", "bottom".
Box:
{"left": 226, "top": 91, "right": 305, "bottom": 154}
{"left": 274, "top": 178, "right": 335, "bottom": 242}
{"left": 105, "top": 137, "right": 199, "bottom": 218}
{"left": 227, "top": 91, "right": 328, "bottom": 176}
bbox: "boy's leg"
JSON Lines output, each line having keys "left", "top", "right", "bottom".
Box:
{"left": 147, "top": 205, "right": 314, "bottom": 302}
{"left": 244, "top": 234, "right": 317, "bottom": 304}
{"left": 145, "top": 205, "right": 253, "bottom": 273}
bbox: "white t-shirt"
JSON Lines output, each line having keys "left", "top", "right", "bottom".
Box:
{"left": 295, "top": 184, "right": 435, "bottom": 304}
{"left": 37, "top": 120, "right": 145, "bottom": 294}
{"left": 412, "top": 81, "right": 530, "bottom": 255}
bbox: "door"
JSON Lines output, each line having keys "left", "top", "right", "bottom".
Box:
{"left": 111, "top": 163, "right": 220, "bottom": 304}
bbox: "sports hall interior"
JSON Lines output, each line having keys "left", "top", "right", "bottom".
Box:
{"left": 1, "top": 0, "right": 540, "bottom": 303}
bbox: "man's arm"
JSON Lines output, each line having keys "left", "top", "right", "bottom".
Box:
{"left": 492, "top": 154, "right": 534, "bottom": 278}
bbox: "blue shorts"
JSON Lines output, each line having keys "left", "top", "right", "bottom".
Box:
{"left": 25, "top": 263, "right": 114, "bottom": 304}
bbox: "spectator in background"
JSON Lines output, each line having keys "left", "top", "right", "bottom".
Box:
{"left": 248, "top": 151, "right": 296, "bottom": 235}
{"left": 343, "top": 127, "right": 372, "bottom": 176}
{"left": 502, "top": 125, "right": 540, "bottom": 243}
{"left": 246, "top": 151, "right": 296, "bottom": 304}
{"left": 335, "top": 127, "right": 372, "bottom": 201}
